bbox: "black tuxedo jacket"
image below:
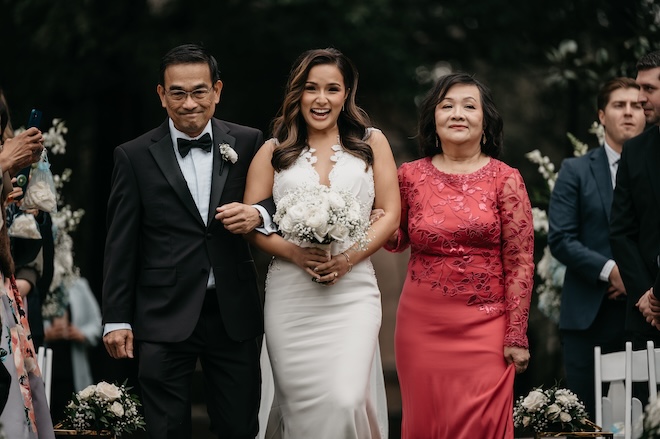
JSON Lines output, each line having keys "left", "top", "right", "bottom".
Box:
{"left": 610, "top": 126, "right": 660, "bottom": 333}
{"left": 102, "top": 118, "right": 266, "bottom": 343}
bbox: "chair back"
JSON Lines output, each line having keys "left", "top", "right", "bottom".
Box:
{"left": 36, "top": 346, "right": 53, "bottom": 407}
{"left": 595, "top": 341, "right": 647, "bottom": 439}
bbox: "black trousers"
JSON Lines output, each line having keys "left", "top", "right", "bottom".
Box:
{"left": 137, "top": 291, "right": 261, "bottom": 439}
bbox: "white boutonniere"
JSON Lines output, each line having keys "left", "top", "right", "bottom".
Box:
{"left": 219, "top": 143, "right": 238, "bottom": 164}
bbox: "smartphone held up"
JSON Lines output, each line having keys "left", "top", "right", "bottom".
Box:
{"left": 15, "top": 109, "right": 43, "bottom": 199}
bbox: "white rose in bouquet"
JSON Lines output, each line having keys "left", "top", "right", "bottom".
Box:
{"left": 78, "top": 385, "right": 97, "bottom": 400}
{"left": 521, "top": 390, "right": 548, "bottom": 412}
{"left": 110, "top": 401, "right": 125, "bottom": 417}
{"left": 328, "top": 223, "right": 349, "bottom": 242}
{"left": 559, "top": 411, "right": 573, "bottom": 423}
{"left": 287, "top": 204, "right": 307, "bottom": 224}
{"left": 545, "top": 403, "right": 561, "bottom": 421}
{"left": 326, "top": 191, "right": 346, "bottom": 209}
{"left": 554, "top": 389, "right": 578, "bottom": 407}
{"left": 307, "top": 205, "right": 330, "bottom": 230}
{"left": 96, "top": 381, "right": 121, "bottom": 401}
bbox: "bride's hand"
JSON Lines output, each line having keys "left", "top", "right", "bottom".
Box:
{"left": 312, "top": 253, "right": 352, "bottom": 286}
{"left": 290, "top": 246, "right": 330, "bottom": 281}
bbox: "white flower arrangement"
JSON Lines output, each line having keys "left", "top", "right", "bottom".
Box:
{"left": 219, "top": 143, "right": 238, "bottom": 163}
{"left": 273, "top": 183, "right": 370, "bottom": 250}
{"left": 514, "top": 385, "right": 589, "bottom": 433}
{"left": 525, "top": 124, "right": 595, "bottom": 323}
{"left": 641, "top": 397, "right": 660, "bottom": 438}
{"left": 60, "top": 381, "right": 145, "bottom": 436}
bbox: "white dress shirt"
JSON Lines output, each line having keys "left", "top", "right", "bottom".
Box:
{"left": 599, "top": 142, "right": 621, "bottom": 282}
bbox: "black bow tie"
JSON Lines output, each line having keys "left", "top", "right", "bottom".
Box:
{"left": 177, "top": 133, "right": 213, "bottom": 157}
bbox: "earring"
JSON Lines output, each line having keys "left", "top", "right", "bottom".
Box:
{"left": 342, "top": 103, "right": 345, "bottom": 112}
{"left": 435, "top": 135, "right": 440, "bottom": 149}
{"left": 481, "top": 131, "right": 487, "bottom": 146}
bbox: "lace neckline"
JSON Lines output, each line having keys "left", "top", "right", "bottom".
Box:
{"left": 302, "top": 143, "right": 344, "bottom": 164}
{"left": 301, "top": 137, "right": 345, "bottom": 187}
{"left": 421, "top": 156, "right": 496, "bottom": 183}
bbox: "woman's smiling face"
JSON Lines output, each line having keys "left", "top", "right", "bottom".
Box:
{"left": 300, "top": 64, "right": 347, "bottom": 134}
{"left": 435, "top": 83, "right": 484, "bottom": 148}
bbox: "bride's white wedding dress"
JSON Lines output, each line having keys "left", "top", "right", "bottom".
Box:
{"left": 258, "top": 129, "right": 388, "bottom": 439}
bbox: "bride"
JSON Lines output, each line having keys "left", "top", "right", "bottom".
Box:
{"left": 244, "top": 48, "right": 400, "bottom": 438}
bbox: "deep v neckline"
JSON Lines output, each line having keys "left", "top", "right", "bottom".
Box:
{"left": 304, "top": 140, "right": 343, "bottom": 188}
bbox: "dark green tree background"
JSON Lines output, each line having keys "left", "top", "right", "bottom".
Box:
{"left": 1, "top": 0, "right": 659, "bottom": 414}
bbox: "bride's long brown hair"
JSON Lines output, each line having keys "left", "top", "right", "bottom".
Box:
{"left": 271, "top": 48, "right": 373, "bottom": 171}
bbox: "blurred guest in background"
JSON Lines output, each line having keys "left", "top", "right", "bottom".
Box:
{"left": 548, "top": 77, "right": 645, "bottom": 417}
{"left": 385, "top": 72, "right": 534, "bottom": 438}
{"left": 0, "top": 86, "right": 54, "bottom": 438}
{"left": 44, "top": 276, "right": 102, "bottom": 424}
{"left": 610, "top": 51, "right": 660, "bottom": 342}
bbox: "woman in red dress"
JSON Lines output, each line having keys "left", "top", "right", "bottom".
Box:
{"left": 386, "top": 72, "right": 534, "bottom": 438}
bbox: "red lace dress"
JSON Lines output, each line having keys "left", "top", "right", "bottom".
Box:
{"left": 386, "top": 157, "right": 534, "bottom": 439}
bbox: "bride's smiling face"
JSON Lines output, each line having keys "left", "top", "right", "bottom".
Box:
{"left": 300, "top": 64, "right": 347, "bottom": 134}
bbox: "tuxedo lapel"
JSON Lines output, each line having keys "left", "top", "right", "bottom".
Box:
{"left": 149, "top": 135, "right": 205, "bottom": 226}
{"left": 207, "top": 120, "right": 236, "bottom": 226}
{"left": 590, "top": 147, "right": 613, "bottom": 220}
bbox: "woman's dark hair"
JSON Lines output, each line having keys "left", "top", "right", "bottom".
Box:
{"left": 271, "top": 48, "right": 373, "bottom": 171}
{"left": 159, "top": 43, "right": 221, "bottom": 85}
{"left": 417, "top": 72, "right": 503, "bottom": 159}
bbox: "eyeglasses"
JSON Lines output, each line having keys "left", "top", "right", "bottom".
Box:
{"left": 166, "top": 88, "right": 212, "bottom": 101}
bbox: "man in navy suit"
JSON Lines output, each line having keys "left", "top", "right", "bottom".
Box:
{"left": 611, "top": 51, "right": 660, "bottom": 342}
{"left": 102, "top": 44, "right": 274, "bottom": 439}
{"left": 548, "top": 77, "right": 645, "bottom": 416}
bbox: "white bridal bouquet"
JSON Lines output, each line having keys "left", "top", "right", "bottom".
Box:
{"left": 514, "top": 385, "right": 589, "bottom": 433}
{"left": 273, "top": 183, "right": 370, "bottom": 250}
{"left": 60, "top": 381, "right": 145, "bottom": 436}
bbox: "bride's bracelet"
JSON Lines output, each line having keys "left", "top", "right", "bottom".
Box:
{"left": 341, "top": 252, "right": 353, "bottom": 272}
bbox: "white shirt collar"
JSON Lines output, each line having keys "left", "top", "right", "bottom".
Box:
{"left": 603, "top": 141, "right": 620, "bottom": 167}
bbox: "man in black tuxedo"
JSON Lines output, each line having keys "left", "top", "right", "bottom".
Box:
{"left": 610, "top": 50, "right": 660, "bottom": 343}
{"left": 549, "top": 77, "right": 645, "bottom": 416}
{"left": 102, "top": 44, "right": 274, "bottom": 439}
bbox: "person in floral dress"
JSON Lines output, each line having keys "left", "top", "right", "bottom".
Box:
{"left": 385, "top": 72, "right": 534, "bottom": 438}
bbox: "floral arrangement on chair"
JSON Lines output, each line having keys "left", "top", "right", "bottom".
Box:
{"left": 525, "top": 122, "right": 602, "bottom": 323}
{"left": 641, "top": 397, "right": 660, "bottom": 439}
{"left": 514, "top": 385, "right": 590, "bottom": 433}
{"left": 59, "top": 381, "right": 145, "bottom": 436}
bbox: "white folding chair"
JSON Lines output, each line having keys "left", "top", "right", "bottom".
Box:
{"left": 36, "top": 346, "right": 53, "bottom": 407}
{"left": 647, "top": 340, "right": 660, "bottom": 404}
{"left": 595, "top": 341, "right": 648, "bottom": 439}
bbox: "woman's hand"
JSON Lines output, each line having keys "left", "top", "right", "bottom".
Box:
{"left": 0, "top": 127, "right": 44, "bottom": 175}
{"left": 290, "top": 246, "right": 331, "bottom": 282}
{"left": 385, "top": 230, "right": 399, "bottom": 249}
{"left": 504, "top": 346, "right": 530, "bottom": 374}
{"left": 312, "top": 251, "right": 353, "bottom": 286}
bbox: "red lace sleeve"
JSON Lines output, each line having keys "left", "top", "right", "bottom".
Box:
{"left": 384, "top": 164, "right": 411, "bottom": 253}
{"left": 498, "top": 168, "right": 534, "bottom": 348}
